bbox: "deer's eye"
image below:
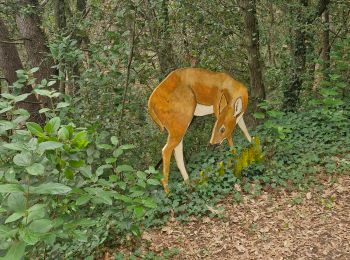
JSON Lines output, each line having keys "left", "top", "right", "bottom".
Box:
{"left": 220, "top": 126, "right": 225, "bottom": 134}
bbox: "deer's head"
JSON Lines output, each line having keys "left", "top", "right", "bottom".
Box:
{"left": 210, "top": 93, "right": 244, "bottom": 145}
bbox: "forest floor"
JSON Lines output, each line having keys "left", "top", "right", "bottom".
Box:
{"left": 126, "top": 173, "right": 350, "bottom": 259}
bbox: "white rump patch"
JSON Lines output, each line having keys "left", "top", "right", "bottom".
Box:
{"left": 194, "top": 104, "right": 214, "bottom": 116}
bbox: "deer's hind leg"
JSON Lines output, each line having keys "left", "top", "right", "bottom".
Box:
{"left": 159, "top": 89, "right": 196, "bottom": 193}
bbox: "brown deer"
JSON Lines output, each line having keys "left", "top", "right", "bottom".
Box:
{"left": 148, "top": 68, "right": 252, "bottom": 193}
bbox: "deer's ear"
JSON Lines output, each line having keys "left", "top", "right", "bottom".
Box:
{"left": 219, "top": 91, "right": 229, "bottom": 114}
{"left": 233, "top": 97, "right": 243, "bottom": 116}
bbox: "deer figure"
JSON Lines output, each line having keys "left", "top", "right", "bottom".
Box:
{"left": 148, "top": 68, "right": 252, "bottom": 193}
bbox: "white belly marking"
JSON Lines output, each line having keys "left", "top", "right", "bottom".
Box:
{"left": 194, "top": 104, "right": 214, "bottom": 116}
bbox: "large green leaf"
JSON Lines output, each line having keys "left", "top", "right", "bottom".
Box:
{"left": 29, "top": 219, "right": 52, "bottom": 233}
{"left": 27, "top": 204, "right": 46, "bottom": 223}
{"left": 30, "top": 182, "right": 71, "bottom": 195}
{"left": 13, "top": 152, "right": 32, "bottom": 167}
{"left": 2, "top": 142, "right": 25, "bottom": 151}
{"left": 14, "top": 93, "right": 31, "bottom": 103}
{"left": 38, "top": 141, "right": 63, "bottom": 151}
{"left": 26, "top": 163, "right": 45, "bottom": 176}
{"left": 19, "top": 228, "right": 40, "bottom": 245}
{"left": 2, "top": 241, "right": 26, "bottom": 260}
{"left": 0, "top": 225, "right": 17, "bottom": 239}
{"left": 7, "top": 193, "right": 26, "bottom": 213}
{"left": 26, "top": 122, "right": 45, "bottom": 137}
{"left": 5, "top": 212, "right": 24, "bottom": 223}
{"left": 0, "top": 184, "right": 23, "bottom": 193}
{"left": 44, "top": 117, "right": 61, "bottom": 135}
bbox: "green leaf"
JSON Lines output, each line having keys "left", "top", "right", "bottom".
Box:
{"left": 29, "top": 219, "right": 52, "bottom": 233}
{"left": 56, "top": 102, "right": 70, "bottom": 108}
{"left": 29, "top": 67, "right": 39, "bottom": 73}
{"left": 7, "top": 193, "right": 26, "bottom": 213}
{"left": 119, "top": 144, "right": 135, "bottom": 150}
{"left": 133, "top": 206, "right": 144, "bottom": 219}
{"left": 34, "top": 89, "right": 51, "bottom": 97}
{"left": 253, "top": 112, "right": 265, "bottom": 119}
{"left": 69, "top": 160, "right": 84, "bottom": 168}
{"left": 96, "top": 143, "right": 113, "bottom": 149}
{"left": 14, "top": 93, "right": 31, "bottom": 103}
{"left": 27, "top": 204, "right": 46, "bottom": 223}
{"left": 13, "top": 152, "right": 32, "bottom": 167}
{"left": 44, "top": 117, "right": 60, "bottom": 135}
{"left": 26, "top": 163, "right": 45, "bottom": 176}
{"left": 76, "top": 195, "right": 91, "bottom": 206}
{"left": 105, "top": 157, "right": 117, "bottom": 164}
{"left": 2, "top": 241, "right": 26, "bottom": 260}
{"left": 0, "top": 105, "right": 13, "bottom": 114}
{"left": 64, "top": 168, "right": 74, "bottom": 179}
{"left": 2, "top": 143, "right": 25, "bottom": 151}
{"left": 0, "top": 120, "right": 16, "bottom": 132}
{"left": 111, "top": 136, "right": 119, "bottom": 145}
{"left": 96, "top": 164, "right": 113, "bottom": 176}
{"left": 147, "top": 178, "right": 160, "bottom": 186}
{"left": 1, "top": 93, "right": 16, "bottom": 100}
{"left": 58, "top": 126, "right": 70, "bottom": 140}
{"left": 142, "top": 198, "right": 157, "bottom": 208}
{"left": 47, "top": 80, "right": 56, "bottom": 87}
{"left": 30, "top": 182, "right": 71, "bottom": 195}
{"left": 113, "top": 148, "right": 123, "bottom": 158}
{"left": 26, "top": 122, "right": 45, "bottom": 137}
{"left": 0, "top": 225, "right": 17, "bottom": 239}
{"left": 38, "top": 141, "right": 63, "bottom": 151}
{"left": 5, "top": 212, "right": 24, "bottom": 223}
{"left": 39, "top": 108, "right": 51, "bottom": 113}
{"left": 136, "top": 171, "right": 146, "bottom": 180}
{"left": 116, "top": 165, "right": 133, "bottom": 173}
{"left": 72, "top": 131, "right": 89, "bottom": 148}
{"left": 130, "top": 224, "right": 141, "bottom": 237}
{"left": 19, "top": 228, "right": 40, "bottom": 245}
{"left": 0, "top": 184, "right": 24, "bottom": 193}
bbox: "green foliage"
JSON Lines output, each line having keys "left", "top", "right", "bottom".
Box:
{"left": 0, "top": 71, "right": 159, "bottom": 259}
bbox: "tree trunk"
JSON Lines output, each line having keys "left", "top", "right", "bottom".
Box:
{"left": 16, "top": 0, "right": 56, "bottom": 108}
{"left": 0, "top": 18, "right": 44, "bottom": 123}
{"left": 157, "top": 0, "right": 177, "bottom": 78}
{"left": 145, "top": 0, "right": 177, "bottom": 79}
{"left": 321, "top": 8, "right": 330, "bottom": 79}
{"left": 283, "top": 0, "right": 308, "bottom": 112}
{"left": 54, "top": 0, "right": 66, "bottom": 30}
{"left": 241, "top": 0, "right": 266, "bottom": 115}
{"left": 283, "top": 0, "right": 330, "bottom": 111}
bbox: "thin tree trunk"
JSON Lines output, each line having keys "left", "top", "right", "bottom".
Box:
{"left": 241, "top": 0, "right": 266, "bottom": 116}
{"left": 54, "top": 0, "right": 66, "bottom": 30}
{"left": 16, "top": 0, "right": 56, "bottom": 108}
{"left": 145, "top": 0, "right": 177, "bottom": 79}
{"left": 321, "top": 8, "right": 330, "bottom": 79}
{"left": 158, "top": 0, "right": 177, "bottom": 78}
{"left": 0, "top": 18, "right": 44, "bottom": 123}
{"left": 283, "top": 0, "right": 308, "bottom": 112}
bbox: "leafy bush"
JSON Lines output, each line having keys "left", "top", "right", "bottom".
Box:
{"left": 0, "top": 70, "right": 160, "bottom": 259}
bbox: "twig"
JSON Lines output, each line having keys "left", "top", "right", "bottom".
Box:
{"left": 118, "top": 11, "right": 137, "bottom": 136}
{"left": 0, "top": 40, "right": 24, "bottom": 44}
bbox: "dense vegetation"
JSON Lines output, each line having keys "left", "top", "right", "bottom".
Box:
{"left": 0, "top": 0, "right": 349, "bottom": 259}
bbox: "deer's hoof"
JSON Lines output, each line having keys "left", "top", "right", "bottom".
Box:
{"left": 161, "top": 179, "right": 170, "bottom": 194}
